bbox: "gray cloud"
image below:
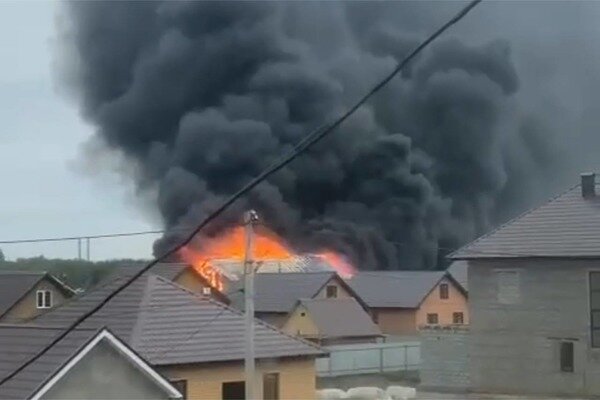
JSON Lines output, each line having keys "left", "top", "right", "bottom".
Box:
{"left": 58, "top": 1, "right": 597, "bottom": 270}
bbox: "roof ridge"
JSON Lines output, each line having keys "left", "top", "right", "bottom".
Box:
{"left": 129, "top": 274, "right": 158, "bottom": 346}
{"left": 150, "top": 275, "right": 325, "bottom": 354}
{"left": 449, "top": 182, "right": 580, "bottom": 259}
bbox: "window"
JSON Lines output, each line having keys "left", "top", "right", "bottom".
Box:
{"left": 453, "top": 312, "right": 464, "bottom": 324}
{"left": 263, "top": 373, "right": 279, "bottom": 400}
{"left": 170, "top": 380, "right": 187, "bottom": 399}
{"left": 202, "top": 287, "right": 211, "bottom": 295}
{"left": 590, "top": 272, "right": 600, "bottom": 347}
{"left": 36, "top": 290, "right": 52, "bottom": 309}
{"left": 222, "top": 381, "right": 245, "bottom": 400}
{"left": 326, "top": 285, "right": 338, "bottom": 298}
{"left": 496, "top": 270, "right": 520, "bottom": 304}
{"left": 426, "top": 313, "right": 438, "bottom": 324}
{"left": 560, "top": 341, "right": 574, "bottom": 372}
{"left": 439, "top": 283, "right": 449, "bottom": 299}
{"left": 300, "top": 312, "right": 306, "bottom": 317}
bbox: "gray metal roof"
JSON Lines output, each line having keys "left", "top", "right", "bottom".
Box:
{"left": 345, "top": 271, "right": 445, "bottom": 308}
{"left": 451, "top": 184, "right": 600, "bottom": 259}
{"left": 297, "top": 298, "right": 381, "bottom": 338}
{"left": 31, "top": 273, "right": 324, "bottom": 365}
{"left": 0, "top": 325, "right": 102, "bottom": 399}
{"left": 211, "top": 255, "right": 334, "bottom": 282}
{"left": 0, "top": 272, "right": 73, "bottom": 318}
{"left": 231, "top": 272, "right": 338, "bottom": 313}
{"left": 447, "top": 261, "right": 468, "bottom": 292}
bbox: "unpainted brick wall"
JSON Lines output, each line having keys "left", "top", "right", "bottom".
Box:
{"left": 419, "top": 327, "right": 470, "bottom": 391}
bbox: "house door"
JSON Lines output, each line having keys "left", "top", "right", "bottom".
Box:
{"left": 222, "top": 381, "right": 245, "bottom": 400}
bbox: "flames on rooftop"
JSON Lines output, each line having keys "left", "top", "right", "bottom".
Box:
{"left": 178, "top": 226, "right": 356, "bottom": 291}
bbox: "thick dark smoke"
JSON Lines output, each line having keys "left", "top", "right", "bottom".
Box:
{"left": 60, "top": 1, "right": 568, "bottom": 270}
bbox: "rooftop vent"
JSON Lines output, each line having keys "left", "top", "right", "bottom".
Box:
{"left": 581, "top": 172, "right": 596, "bottom": 198}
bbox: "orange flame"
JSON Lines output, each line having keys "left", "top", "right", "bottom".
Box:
{"left": 178, "top": 226, "right": 356, "bottom": 290}
{"left": 317, "top": 251, "right": 356, "bottom": 278}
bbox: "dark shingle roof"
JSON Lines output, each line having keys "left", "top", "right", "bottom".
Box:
{"left": 447, "top": 261, "right": 468, "bottom": 292}
{"left": 451, "top": 184, "right": 600, "bottom": 259}
{"left": 0, "top": 272, "right": 74, "bottom": 318}
{"left": 32, "top": 273, "right": 324, "bottom": 365}
{"left": 0, "top": 326, "right": 101, "bottom": 399}
{"left": 231, "top": 272, "right": 338, "bottom": 313}
{"left": 297, "top": 298, "right": 381, "bottom": 338}
{"left": 0, "top": 326, "right": 181, "bottom": 399}
{"left": 345, "top": 271, "right": 445, "bottom": 308}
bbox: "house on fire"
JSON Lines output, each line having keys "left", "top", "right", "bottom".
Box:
{"left": 119, "top": 263, "right": 230, "bottom": 304}
{"left": 346, "top": 271, "right": 468, "bottom": 336}
{"left": 0, "top": 326, "right": 182, "bottom": 399}
{"left": 0, "top": 271, "right": 75, "bottom": 323}
{"left": 446, "top": 173, "right": 600, "bottom": 397}
{"left": 230, "top": 271, "right": 368, "bottom": 327}
{"left": 28, "top": 269, "right": 325, "bottom": 400}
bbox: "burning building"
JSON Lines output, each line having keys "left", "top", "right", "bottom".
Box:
{"left": 178, "top": 225, "right": 355, "bottom": 292}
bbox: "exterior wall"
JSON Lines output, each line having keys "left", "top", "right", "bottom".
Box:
{"left": 282, "top": 305, "right": 320, "bottom": 337}
{"left": 314, "top": 278, "right": 352, "bottom": 299}
{"left": 469, "top": 259, "right": 600, "bottom": 397}
{"left": 420, "top": 327, "right": 470, "bottom": 391}
{"left": 415, "top": 277, "right": 469, "bottom": 328}
{"left": 374, "top": 308, "right": 417, "bottom": 335}
{"left": 173, "top": 269, "right": 208, "bottom": 294}
{"left": 1, "top": 279, "right": 68, "bottom": 322}
{"left": 257, "top": 312, "right": 288, "bottom": 327}
{"left": 42, "top": 340, "right": 170, "bottom": 400}
{"left": 162, "top": 357, "right": 317, "bottom": 400}
{"left": 173, "top": 270, "right": 228, "bottom": 304}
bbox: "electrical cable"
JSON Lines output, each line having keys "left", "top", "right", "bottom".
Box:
{"left": 0, "top": 0, "right": 482, "bottom": 386}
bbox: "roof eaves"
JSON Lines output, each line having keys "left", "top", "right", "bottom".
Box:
{"left": 153, "top": 276, "right": 326, "bottom": 358}
{"left": 0, "top": 274, "right": 45, "bottom": 320}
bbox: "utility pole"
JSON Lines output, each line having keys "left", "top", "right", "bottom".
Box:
{"left": 244, "top": 210, "right": 259, "bottom": 400}
{"left": 77, "top": 238, "right": 82, "bottom": 260}
{"left": 86, "top": 238, "right": 91, "bottom": 261}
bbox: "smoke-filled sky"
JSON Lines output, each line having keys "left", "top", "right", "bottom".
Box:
{"left": 2, "top": 1, "right": 600, "bottom": 266}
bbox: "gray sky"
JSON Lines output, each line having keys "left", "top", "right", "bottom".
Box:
{"left": 0, "top": 1, "right": 157, "bottom": 261}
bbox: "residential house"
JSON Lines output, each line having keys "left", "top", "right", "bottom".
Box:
{"left": 120, "top": 263, "right": 230, "bottom": 304}
{"left": 231, "top": 272, "right": 368, "bottom": 327}
{"left": 0, "top": 271, "right": 74, "bottom": 323}
{"left": 31, "top": 270, "right": 325, "bottom": 400}
{"left": 346, "top": 271, "right": 468, "bottom": 336}
{"left": 282, "top": 298, "right": 382, "bottom": 346}
{"left": 448, "top": 173, "right": 600, "bottom": 397}
{"left": 0, "top": 326, "right": 182, "bottom": 399}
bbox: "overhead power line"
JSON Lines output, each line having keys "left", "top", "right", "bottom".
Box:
{"left": 0, "top": 0, "right": 482, "bottom": 387}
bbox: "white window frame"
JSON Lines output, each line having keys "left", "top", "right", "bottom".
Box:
{"left": 36, "top": 290, "right": 52, "bottom": 309}
{"left": 202, "top": 287, "right": 211, "bottom": 296}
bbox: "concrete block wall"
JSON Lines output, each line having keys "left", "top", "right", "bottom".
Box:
{"left": 419, "top": 326, "right": 470, "bottom": 391}
{"left": 469, "top": 259, "right": 600, "bottom": 397}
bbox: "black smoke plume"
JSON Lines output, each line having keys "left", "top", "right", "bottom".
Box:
{"left": 59, "top": 1, "right": 563, "bottom": 270}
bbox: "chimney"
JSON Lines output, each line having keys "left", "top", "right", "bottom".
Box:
{"left": 581, "top": 172, "right": 596, "bottom": 198}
